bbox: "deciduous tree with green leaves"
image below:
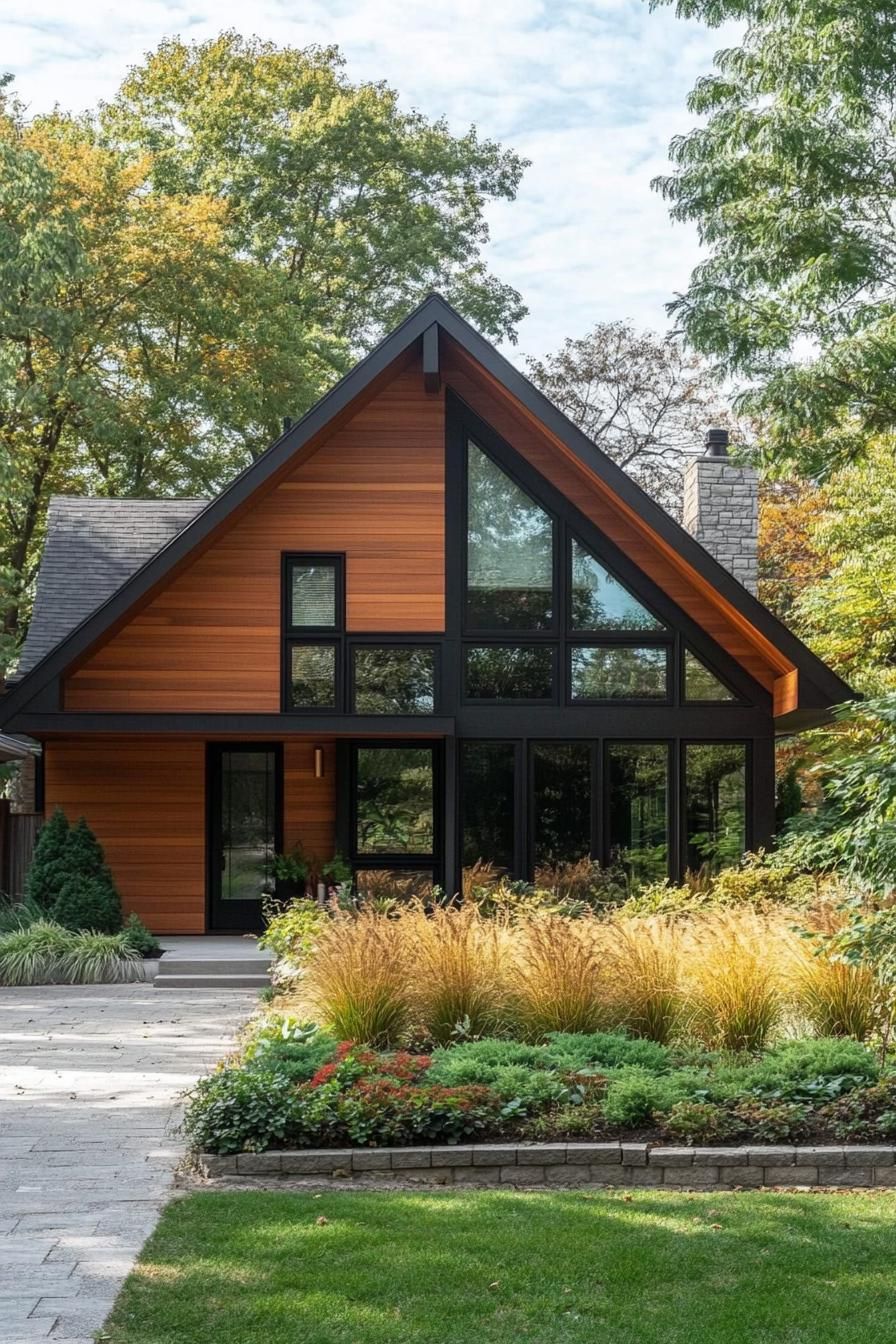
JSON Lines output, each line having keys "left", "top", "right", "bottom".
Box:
{"left": 651, "top": 0, "right": 896, "bottom": 477}
{"left": 0, "top": 36, "right": 527, "bottom": 662}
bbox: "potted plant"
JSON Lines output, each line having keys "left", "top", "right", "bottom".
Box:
{"left": 319, "top": 852, "right": 354, "bottom": 900}
{"left": 271, "top": 846, "right": 310, "bottom": 902}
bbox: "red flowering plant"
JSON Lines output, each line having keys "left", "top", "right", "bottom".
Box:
{"left": 308, "top": 1044, "right": 432, "bottom": 1092}
{"left": 337, "top": 1079, "right": 505, "bottom": 1146}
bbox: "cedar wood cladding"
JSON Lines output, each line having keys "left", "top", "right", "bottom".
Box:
{"left": 63, "top": 366, "right": 446, "bottom": 712}
{"left": 44, "top": 737, "right": 336, "bottom": 934}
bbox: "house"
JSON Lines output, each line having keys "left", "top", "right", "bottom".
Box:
{"left": 0, "top": 296, "right": 853, "bottom": 934}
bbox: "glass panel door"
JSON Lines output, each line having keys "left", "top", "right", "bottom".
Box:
{"left": 209, "top": 745, "right": 280, "bottom": 931}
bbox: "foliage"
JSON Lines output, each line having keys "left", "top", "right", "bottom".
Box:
{"left": 660, "top": 1100, "right": 739, "bottom": 1145}
{"left": 507, "top": 914, "right": 612, "bottom": 1039}
{"left": 790, "top": 938, "right": 878, "bottom": 1043}
{"left": 23, "top": 808, "right": 69, "bottom": 910}
{"left": 242, "top": 1018, "right": 339, "bottom": 1084}
{"left": 608, "top": 918, "right": 683, "bottom": 1043}
{"left": 402, "top": 904, "right": 509, "bottom": 1045}
{"left": 526, "top": 322, "right": 733, "bottom": 515}
{"left": 337, "top": 1081, "right": 505, "bottom": 1147}
{"left": 545, "top": 1031, "right": 672, "bottom": 1074}
{"left": 121, "top": 913, "right": 162, "bottom": 959}
{"left": 758, "top": 478, "right": 828, "bottom": 626}
{"left": 0, "top": 920, "right": 140, "bottom": 985}
{"left": 600, "top": 1066, "right": 699, "bottom": 1126}
{"left": 744, "top": 1037, "right": 878, "bottom": 1098}
{"left": 0, "top": 892, "right": 45, "bottom": 933}
{"left": 814, "top": 899, "right": 896, "bottom": 1058}
{"left": 729, "top": 1100, "right": 811, "bottom": 1145}
{"left": 0, "top": 37, "right": 526, "bottom": 660}
{"left": 652, "top": 0, "right": 896, "bottom": 478}
{"left": 820, "top": 1080, "right": 896, "bottom": 1141}
{"left": 48, "top": 817, "right": 122, "bottom": 933}
{"left": 270, "top": 850, "right": 309, "bottom": 887}
{"left": 181, "top": 1065, "right": 338, "bottom": 1155}
{"left": 306, "top": 911, "right": 412, "bottom": 1046}
{"left": 259, "top": 899, "right": 326, "bottom": 965}
{"left": 684, "top": 912, "right": 782, "bottom": 1052}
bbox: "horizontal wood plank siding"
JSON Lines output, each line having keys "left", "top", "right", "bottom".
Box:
{"left": 44, "top": 737, "right": 207, "bottom": 933}
{"left": 65, "top": 365, "right": 445, "bottom": 712}
{"left": 284, "top": 738, "right": 336, "bottom": 866}
{"left": 444, "top": 343, "right": 783, "bottom": 691}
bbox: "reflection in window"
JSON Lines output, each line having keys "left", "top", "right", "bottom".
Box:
{"left": 219, "top": 750, "right": 277, "bottom": 902}
{"left": 355, "top": 747, "right": 435, "bottom": 856}
{"left": 570, "top": 645, "right": 667, "bottom": 700}
{"left": 571, "top": 538, "right": 663, "bottom": 631}
{"left": 685, "top": 649, "right": 736, "bottom": 702}
{"left": 289, "top": 562, "right": 337, "bottom": 628}
{"left": 461, "top": 741, "right": 516, "bottom": 872}
{"left": 532, "top": 743, "right": 591, "bottom": 870}
{"left": 353, "top": 647, "right": 435, "bottom": 714}
{"left": 465, "top": 645, "right": 553, "bottom": 700}
{"left": 685, "top": 743, "right": 747, "bottom": 873}
{"left": 607, "top": 743, "right": 668, "bottom": 883}
{"left": 289, "top": 644, "right": 337, "bottom": 709}
{"left": 466, "top": 442, "right": 554, "bottom": 629}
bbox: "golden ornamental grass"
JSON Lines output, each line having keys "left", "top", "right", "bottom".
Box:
{"left": 403, "top": 904, "right": 509, "bottom": 1044}
{"left": 608, "top": 917, "right": 683, "bottom": 1044}
{"left": 304, "top": 910, "right": 411, "bottom": 1046}
{"left": 779, "top": 919, "right": 878, "bottom": 1042}
{"left": 507, "top": 913, "right": 612, "bottom": 1039}
{"left": 682, "top": 910, "right": 784, "bottom": 1052}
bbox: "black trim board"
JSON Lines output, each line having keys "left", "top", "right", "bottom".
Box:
{"left": 1, "top": 293, "right": 854, "bottom": 727}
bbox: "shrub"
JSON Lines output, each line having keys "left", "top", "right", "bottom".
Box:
{"left": 23, "top": 809, "right": 70, "bottom": 910}
{"left": 710, "top": 855, "right": 815, "bottom": 909}
{"left": 524, "top": 1102, "right": 607, "bottom": 1140}
{"left": 306, "top": 911, "right": 412, "bottom": 1046}
{"left": 242, "top": 1017, "right": 339, "bottom": 1082}
{"left": 617, "top": 880, "right": 702, "bottom": 919}
{"left": 751, "top": 1037, "right": 878, "bottom": 1093}
{"left": 426, "top": 1052, "right": 564, "bottom": 1106}
{"left": 121, "top": 913, "right": 162, "bottom": 959}
{"left": 59, "top": 931, "right": 141, "bottom": 984}
{"left": 49, "top": 819, "right": 122, "bottom": 933}
{"left": 601, "top": 1067, "right": 699, "bottom": 1126}
{"left": 684, "top": 912, "right": 783, "bottom": 1051}
{"left": 0, "top": 920, "right": 73, "bottom": 985}
{"left": 507, "top": 914, "right": 612, "bottom": 1038}
{"left": 182, "top": 1066, "right": 339, "bottom": 1154}
{"left": 258, "top": 899, "right": 325, "bottom": 965}
{"left": 544, "top": 1031, "right": 671, "bottom": 1074}
{"left": 820, "top": 1080, "right": 896, "bottom": 1140}
{"left": 660, "top": 1100, "right": 739, "bottom": 1145}
{"left": 337, "top": 1080, "right": 504, "bottom": 1146}
{"left": 730, "top": 1099, "right": 811, "bottom": 1143}
{"left": 404, "top": 905, "right": 509, "bottom": 1044}
{"left": 608, "top": 918, "right": 683, "bottom": 1043}
{"left": 428, "top": 1040, "right": 553, "bottom": 1087}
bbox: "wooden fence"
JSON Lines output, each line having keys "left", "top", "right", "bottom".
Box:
{"left": 0, "top": 801, "right": 43, "bottom": 898}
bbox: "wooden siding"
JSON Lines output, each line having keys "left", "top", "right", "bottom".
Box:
{"left": 43, "top": 735, "right": 337, "bottom": 933}
{"left": 444, "top": 341, "right": 787, "bottom": 693}
{"left": 65, "top": 365, "right": 445, "bottom": 712}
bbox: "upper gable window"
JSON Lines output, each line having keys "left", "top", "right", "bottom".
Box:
{"left": 570, "top": 538, "right": 663, "bottom": 632}
{"left": 466, "top": 441, "right": 554, "bottom": 630}
{"left": 287, "top": 557, "right": 341, "bottom": 631}
{"left": 684, "top": 648, "right": 737, "bottom": 702}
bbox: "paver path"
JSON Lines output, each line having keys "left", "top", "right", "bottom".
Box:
{"left": 0, "top": 984, "right": 256, "bottom": 1342}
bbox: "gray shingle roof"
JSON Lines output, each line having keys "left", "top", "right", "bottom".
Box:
{"left": 13, "top": 497, "right": 209, "bottom": 679}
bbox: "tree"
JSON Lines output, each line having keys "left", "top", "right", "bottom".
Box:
{"left": 24, "top": 808, "right": 70, "bottom": 910}
{"left": 526, "top": 322, "right": 734, "bottom": 514}
{"left": 757, "top": 478, "right": 827, "bottom": 625}
{"left": 651, "top": 0, "right": 896, "bottom": 477}
{"left": 0, "top": 37, "right": 527, "bottom": 658}
{"left": 50, "top": 817, "right": 122, "bottom": 934}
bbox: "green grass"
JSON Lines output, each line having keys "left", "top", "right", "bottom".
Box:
{"left": 104, "top": 1188, "right": 896, "bottom": 1344}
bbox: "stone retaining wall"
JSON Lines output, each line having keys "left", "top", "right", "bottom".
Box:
{"left": 201, "top": 1143, "right": 896, "bottom": 1189}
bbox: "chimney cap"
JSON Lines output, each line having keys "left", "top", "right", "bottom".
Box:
{"left": 704, "top": 426, "right": 729, "bottom": 457}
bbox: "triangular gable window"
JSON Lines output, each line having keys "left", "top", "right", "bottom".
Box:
{"left": 466, "top": 441, "right": 554, "bottom": 629}
{"left": 684, "top": 648, "right": 737, "bottom": 702}
{"left": 570, "top": 537, "right": 664, "bottom": 632}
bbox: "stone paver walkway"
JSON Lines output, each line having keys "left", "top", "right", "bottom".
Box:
{"left": 0, "top": 984, "right": 256, "bottom": 1342}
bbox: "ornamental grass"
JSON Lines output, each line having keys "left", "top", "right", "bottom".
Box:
{"left": 305, "top": 910, "right": 412, "bottom": 1047}
{"left": 506, "top": 913, "right": 613, "bottom": 1039}
{"left": 403, "top": 904, "right": 510, "bottom": 1045}
{"left": 682, "top": 911, "right": 785, "bottom": 1052}
{"left": 607, "top": 916, "right": 684, "bottom": 1044}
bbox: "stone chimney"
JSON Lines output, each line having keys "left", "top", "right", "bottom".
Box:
{"left": 683, "top": 428, "right": 758, "bottom": 594}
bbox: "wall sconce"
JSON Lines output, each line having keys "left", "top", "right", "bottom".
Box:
{"left": 314, "top": 746, "right": 325, "bottom": 779}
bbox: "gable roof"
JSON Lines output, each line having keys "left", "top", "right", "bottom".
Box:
{"left": 0, "top": 293, "right": 854, "bottom": 730}
{"left": 14, "top": 497, "right": 208, "bottom": 680}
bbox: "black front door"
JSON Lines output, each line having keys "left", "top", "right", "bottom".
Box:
{"left": 208, "top": 744, "right": 281, "bottom": 932}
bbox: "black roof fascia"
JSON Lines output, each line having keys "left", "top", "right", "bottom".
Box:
{"left": 1, "top": 292, "right": 854, "bottom": 725}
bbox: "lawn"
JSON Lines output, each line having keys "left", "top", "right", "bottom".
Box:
{"left": 103, "top": 1188, "right": 896, "bottom": 1344}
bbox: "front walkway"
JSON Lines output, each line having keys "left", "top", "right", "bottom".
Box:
{"left": 0, "top": 983, "right": 257, "bottom": 1342}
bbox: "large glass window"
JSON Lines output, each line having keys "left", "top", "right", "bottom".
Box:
{"left": 532, "top": 743, "right": 592, "bottom": 872}
{"left": 461, "top": 741, "right": 516, "bottom": 873}
{"left": 466, "top": 442, "right": 554, "bottom": 629}
{"left": 354, "top": 746, "right": 435, "bottom": 856}
{"left": 607, "top": 743, "right": 669, "bottom": 882}
{"left": 685, "top": 743, "right": 747, "bottom": 873}
{"left": 289, "top": 643, "right": 337, "bottom": 710}
{"left": 571, "top": 538, "right": 663, "bottom": 631}
{"left": 352, "top": 647, "right": 436, "bottom": 715}
{"left": 570, "top": 645, "right": 668, "bottom": 700}
{"left": 288, "top": 559, "right": 339, "bottom": 629}
{"left": 684, "top": 649, "right": 736, "bottom": 702}
{"left": 465, "top": 645, "right": 553, "bottom": 700}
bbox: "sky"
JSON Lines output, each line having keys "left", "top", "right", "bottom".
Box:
{"left": 1, "top": 0, "right": 736, "bottom": 360}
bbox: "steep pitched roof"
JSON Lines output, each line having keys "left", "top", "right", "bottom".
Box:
{"left": 0, "top": 293, "right": 854, "bottom": 729}
{"left": 14, "top": 498, "right": 208, "bottom": 679}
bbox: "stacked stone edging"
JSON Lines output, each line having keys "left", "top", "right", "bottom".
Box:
{"left": 200, "top": 1143, "right": 896, "bottom": 1189}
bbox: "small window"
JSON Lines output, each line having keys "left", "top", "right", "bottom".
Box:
{"left": 684, "top": 649, "right": 736, "bottom": 702}
{"left": 532, "top": 742, "right": 592, "bottom": 872}
{"left": 607, "top": 743, "right": 669, "bottom": 882}
{"left": 289, "top": 643, "right": 338, "bottom": 710}
{"left": 461, "top": 741, "right": 516, "bottom": 873}
{"left": 353, "top": 646, "right": 436, "bottom": 715}
{"left": 466, "top": 441, "right": 554, "bottom": 629}
{"left": 465, "top": 645, "right": 554, "bottom": 700}
{"left": 685, "top": 743, "right": 747, "bottom": 873}
{"left": 570, "top": 645, "right": 668, "bottom": 701}
{"left": 287, "top": 558, "right": 340, "bottom": 630}
{"left": 354, "top": 746, "right": 435, "bottom": 856}
{"left": 570, "top": 538, "right": 663, "bottom": 632}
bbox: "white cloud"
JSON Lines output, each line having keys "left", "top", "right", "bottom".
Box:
{"left": 1, "top": 0, "right": 737, "bottom": 358}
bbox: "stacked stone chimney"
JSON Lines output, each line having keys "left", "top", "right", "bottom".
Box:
{"left": 683, "top": 428, "right": 758, "bottom": 594}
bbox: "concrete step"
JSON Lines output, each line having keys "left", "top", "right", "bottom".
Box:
{"left": 156, "top": 957, "right": 271, "bottom": 977}
{"left": 154, "top": 972, "right": 271, "bottom": 990}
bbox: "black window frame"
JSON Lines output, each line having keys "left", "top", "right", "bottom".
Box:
{"left": 567, "top": 528, "right": 668, "bottom": 635}
{"left": 350, "top": 639, "right": 442, "bottom": 716}
{"left": 603, "top": 739, "right": 673, "bottom": 882}
{"left": 348, "top": 739, "right": 444, "bottom": 878}
{"left": 528, "top": 738, "right": 598, "bottom": 875}
{"left": 682, "top": 644, "right": 745, "bottom": 706}
{"left": 681, "top": 738, "right": 752, "bottom": 873}
{"left": 462, "top": 641, "right": 559, "bottom": 706}
{"left": 282, "top": 552, "right": 345, "bottom": 714}
{"left": 567, "top": 640, "right": 673, "bottom": 707}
